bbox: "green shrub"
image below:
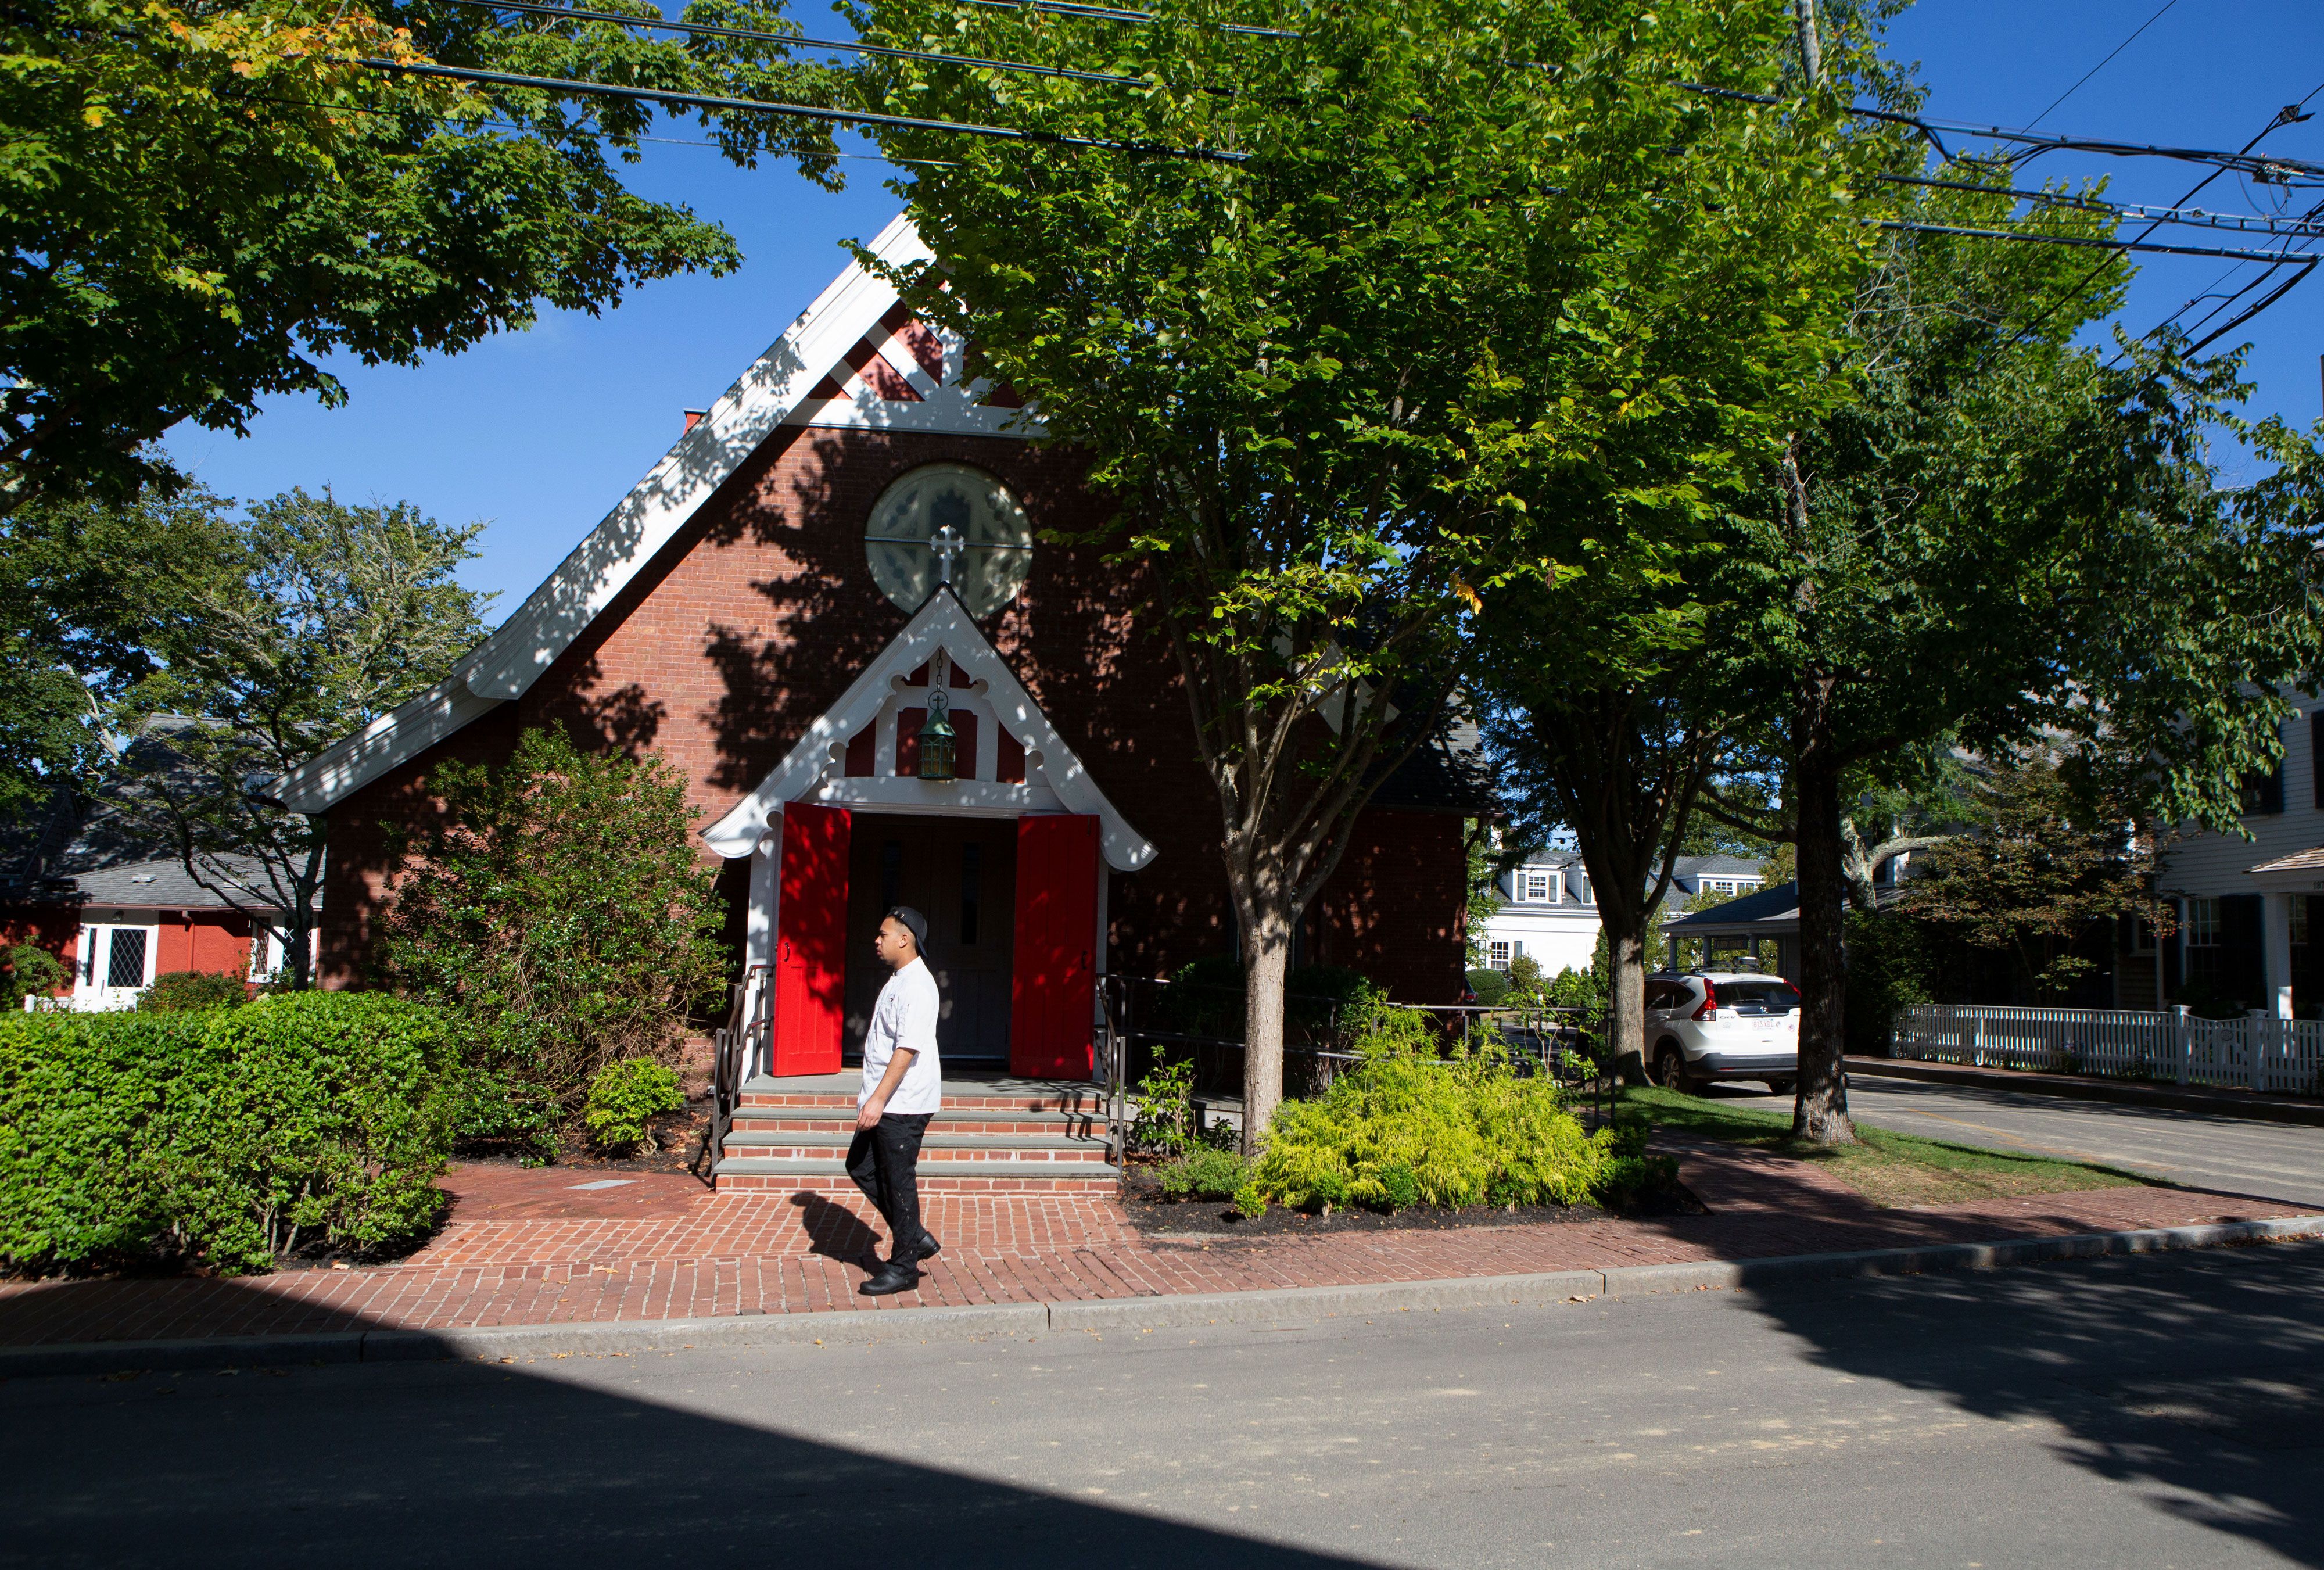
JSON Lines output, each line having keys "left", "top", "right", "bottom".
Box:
{"left": 1156, "top": 1145, "right": 1250, "bottom": 1200}
{"left": 1465, "top": 967, "right": 1509, "bottom": 1006}
{"left": 1245, "top": 1012, "right": 1634, "bottom": 1213}
{"left": 583, "top": 1058, "right": 687, "bottom": 1153}
{"left": 1505, "top": 953, "right": 1545, "bottom": 1001}
{"left": 136, "top": 969, "right": 250, "bottom": 1012}
{"left": 376, "top": 726, "right": 728, "bottom": 1119}
{"left": 451, "top": 1065, "right": 559, "bottom": 1163}
{"left": 1128, "top": 1055, "right": 1200, "bottom": 1156}
{"left": 0, "top": 992, "right": 460, "bottom": 1274}
{"left": 2, "top": 944, "right": 64, "bottom": 1009}
{"left": 1231, "top": 1179, "right": 1267, "bottom": 1218}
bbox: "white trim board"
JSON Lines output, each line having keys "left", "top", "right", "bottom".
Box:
{"left": 277, "top": 213, "right": 1041, "bottom": 814}
{"left": 701, "top": 586, "right": 1154, "bottom": 873}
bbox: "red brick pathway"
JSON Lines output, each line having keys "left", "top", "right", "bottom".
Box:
{"left": 1, "top": 1146, "right": 2309, "bottom": 1349}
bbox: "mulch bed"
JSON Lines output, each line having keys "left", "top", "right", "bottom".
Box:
{"left": 1120, "top": 1168, "right": 1705, "bottom": 1237}
{"left": 453, "top": 1099, "right": 713, "bottom": 1178}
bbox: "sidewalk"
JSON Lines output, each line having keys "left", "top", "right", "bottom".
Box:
{"left": 3, "top": 1139, "right": 2314, "bottom": 1353}
{"left": 1847, "top": 1055, "right": 2324, "bottom": 1125}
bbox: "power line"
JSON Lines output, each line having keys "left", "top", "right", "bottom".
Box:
{"left": 2023, "top": 0, "right": 2179, "bottom": 131}
{"left": 1875, "top": 220, "right": 2300, "bottom": 266}
{"left": 1986, "top": 88, "right": 2324, "bottom": 358}
{"left": 949, "top": 0, "right": 1298, "bottom": 39}
{"left": 1877, "top": 174, "right": 2324, "bottom": 239}
{"left": 447, "top": 0, "right": 1167, "bottom": 89}
{"left": 356, "top": 54, "right": 1250, "bottom": 160}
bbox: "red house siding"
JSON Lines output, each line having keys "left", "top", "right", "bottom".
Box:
{"left": 2, "top": 908, "right": 259, "bottom": 996}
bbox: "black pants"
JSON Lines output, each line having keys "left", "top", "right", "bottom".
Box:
{"left": 847, "top": 1111, "right": 934, "bottom": 1256}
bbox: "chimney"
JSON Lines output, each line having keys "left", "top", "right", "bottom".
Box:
{"left": 682, "top": 408, "right": 708, "bottom": 432}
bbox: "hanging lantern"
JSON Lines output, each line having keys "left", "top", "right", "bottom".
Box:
{"left": 918, "top": 688, "right": 957, "bottom": 783}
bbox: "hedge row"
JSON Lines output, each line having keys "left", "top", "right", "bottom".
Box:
{"left": 0, "top": 992, "right": 462, "bottom": 1275}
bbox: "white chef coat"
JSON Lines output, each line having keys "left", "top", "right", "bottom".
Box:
{"left": 860, "top": 956, "right": 942, "bottom": 1114}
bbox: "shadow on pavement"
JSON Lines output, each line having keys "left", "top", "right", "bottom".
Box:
{"left": 1738, "top": 1242, "right": 2324, "bottom": 1568}
{"left": 0, "top": 1278, "right": 1391, "bottom": 1570}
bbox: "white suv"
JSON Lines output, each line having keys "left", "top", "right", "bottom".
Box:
{"left": 1644, "top": 972, "right": 1799, "bottom": 1095}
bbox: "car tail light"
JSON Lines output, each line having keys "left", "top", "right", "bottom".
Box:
{"left": 1692, "top": 980, "right": 1719, "bottom": 1021}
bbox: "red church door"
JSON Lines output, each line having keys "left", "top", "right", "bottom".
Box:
{"left": 1008, "top": 813, "right": 1099, "bottom": 1079}
{"left": 771, "top": 803, "right": 851, "bottom": 1076}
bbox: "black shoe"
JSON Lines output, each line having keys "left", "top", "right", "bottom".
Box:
{"left": 896, "top": 1232, "right": 942, "bottom": 1266}
{"left": 858, "top": 1262, "right": 922, "bottom": 1297}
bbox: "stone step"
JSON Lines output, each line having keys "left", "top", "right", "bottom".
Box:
{"left": 721, "top": 1130, "right": 1113, "bottom": 1164}
{"left": 712, "top": 1156, "right": 1121, "bottom": 1194}
{"left": 737, "top": 1072, "right": 1109, "bottom": 1116}
{"left": 730, "top": 1107, "right": 1103, "bottom": 1138}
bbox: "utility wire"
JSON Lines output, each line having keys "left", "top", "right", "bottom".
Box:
{"left": 1875, "top": 220, "right": 2298, "bottom": 266}
{"left": 356, "top": 54, "right": 1250, "bottom": 159}
{"left": 949, "top": 0, "right": 1298, "bottom": 39}
{"left": 2023, "top": 0, "right": 2179, "bottom": 131}
{"left": 1877, "top": 173, "right": 2324, "bottom": 238}
{"left": 1986, "top": 87, "right": 2323, "bottom": 357}
{"left": 446, "top": 0, "right": 1165, "bottom": 89}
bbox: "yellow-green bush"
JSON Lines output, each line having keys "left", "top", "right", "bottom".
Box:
{"left": 1243, "top": 1003, "right": 1650, "bottom": 1213}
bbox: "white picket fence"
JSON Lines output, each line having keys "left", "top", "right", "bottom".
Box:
{"left": 1891, "top": 1003, "right": 2324, "bottom": 1096}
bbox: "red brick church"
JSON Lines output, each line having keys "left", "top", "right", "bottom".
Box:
{"left": 281, "top": 214, "right": 1479, "bottom": 1088}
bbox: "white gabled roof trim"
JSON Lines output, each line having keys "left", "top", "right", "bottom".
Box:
{"left": 701, "top": 588, "right": 1155, "bottom": 872}
{"left": 277, "top": 213, "right": 1041, "bottom": 813}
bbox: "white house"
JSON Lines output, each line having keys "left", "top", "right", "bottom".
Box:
{"left": 1478, "top": 849, "right": 1765, "bottom": 977}
{"left": 2149, "top": 696, "right": 2323, "bottom": 1019}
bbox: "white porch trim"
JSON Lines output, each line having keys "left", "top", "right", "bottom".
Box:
{"left": 701, "top": 587, "right": 1155, "bottom": 873}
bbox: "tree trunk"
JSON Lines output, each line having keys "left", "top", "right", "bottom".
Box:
{"left": 1593, "top": 881, "right": 1653, "bottom": 1084}
{"left": 1239, "top": 905, "right": 1292, "bottom": 1158}
{"left": 1791, "top": 683, "right": 1855, "bottom": 1145}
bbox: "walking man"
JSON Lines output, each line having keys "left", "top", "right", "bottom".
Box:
{"left": 850, "top": 906, "right": 943, "bottom": 1296}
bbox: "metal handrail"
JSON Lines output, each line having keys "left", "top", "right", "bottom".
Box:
{"left": 693, "top": 965, "right": 768, "bottom": 1178}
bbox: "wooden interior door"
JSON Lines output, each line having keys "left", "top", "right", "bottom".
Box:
{"left": 1008, "top": 813, "right": 1099, "bottom": 1079}
{"left": 770, "top": 803, "right": 851, "bottom": 1076}
{"left": 844, "top": 816, "right": 1017, "bottom": 1063}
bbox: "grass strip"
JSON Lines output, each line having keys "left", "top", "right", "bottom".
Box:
{"left": 1622, "top": 1084, "right": 2147, "bottom": 1209}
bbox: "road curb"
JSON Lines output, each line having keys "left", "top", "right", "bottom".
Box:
{"left": 6, "top": 1216, "right": 2319, "bottom": 1377}
{"left": 1845, "top": 1056, "right": 2324, "bottom": 1125}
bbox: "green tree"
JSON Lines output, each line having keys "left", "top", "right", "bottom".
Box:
{"left": 115, "top": 488, "right": 494, "bottom": 987}
{"left": 1710, "top": 171, "right": 2324, "bottom": 1143}
{"left": 856, "top": 0, "right": 1880, "bottom": 1146}
{"left": 0, "top": 487, "right": 230, "bottom": 820}
{"left": 1899, "top": 751, "right": 2168, "bottom": 1003}
{"left": 1, "top": 0, "right": 841, "bottom": 514}
{"left": 376, "top": 726, "right": 728, "bottom": 1112}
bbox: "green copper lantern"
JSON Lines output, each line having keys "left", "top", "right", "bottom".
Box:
{"left": 919, "top": 687, "right": 956, "bottom": 782}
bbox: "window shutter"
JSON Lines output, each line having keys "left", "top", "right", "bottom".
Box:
{"left": 2313, "top": 709, "right": 2323, "bottom": 809}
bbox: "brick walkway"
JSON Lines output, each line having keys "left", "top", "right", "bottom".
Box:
{"left": 1, "top": 1144, "right": 2311, "bottom": 1349}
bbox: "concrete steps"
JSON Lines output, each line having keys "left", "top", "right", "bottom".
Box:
{"left": 714, "top": 1073, "right": 1120, "bottom": 1195}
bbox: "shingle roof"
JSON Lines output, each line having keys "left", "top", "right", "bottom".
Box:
{"left": 1367, "top": 710, "right": 1497, "bottom": 814}
{"left": 0, "top": 741, "right": 312, "bottom": 915}
{"left": 2250, "top": 847, "right": 2324, "bottom": 874}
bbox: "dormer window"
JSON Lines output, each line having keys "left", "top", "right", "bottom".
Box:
{"left": 1525, "top": 870, "right": 1551, "bottom": 902}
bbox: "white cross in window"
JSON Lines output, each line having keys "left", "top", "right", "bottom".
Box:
{"left": 930, "top": 524, "right": 966, "bottom": 585}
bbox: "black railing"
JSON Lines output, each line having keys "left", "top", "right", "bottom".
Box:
{"left": 1098, "top": 975, "right": 1617, "bottom": 1139}
{"left": 692, "top": 966, "right": 767, "bottom": 1179}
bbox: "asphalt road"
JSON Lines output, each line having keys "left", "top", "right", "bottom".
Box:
{"left": 1808, "top": 1076, "right": 2324, "bottom": 1209}
{"left": 7, "top": 1245, "right": 2323, "bottom": 1569}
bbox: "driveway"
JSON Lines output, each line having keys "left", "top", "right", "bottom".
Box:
{"left": 1702, "top": 1074, "right": 2324, "bottom": 1209}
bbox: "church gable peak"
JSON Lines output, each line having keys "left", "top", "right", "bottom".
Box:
{"left": 701, "top": 589, "right": 1154, "bottom": 873}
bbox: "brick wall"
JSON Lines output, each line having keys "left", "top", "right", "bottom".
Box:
{"left": 321, "top": 424, "right": 1466, "bottom": 1000}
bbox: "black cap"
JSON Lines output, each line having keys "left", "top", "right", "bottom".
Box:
{"left": 884, "top": 906, "right": 928, "bottom": 953}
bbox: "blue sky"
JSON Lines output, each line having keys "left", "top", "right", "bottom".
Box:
{"left": 162, "top": 0, "right": 2324, "bottom": 618}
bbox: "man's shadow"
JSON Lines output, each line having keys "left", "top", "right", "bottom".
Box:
{"left": 789, "top": 1191, "right": 887, "bottom": 1267}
